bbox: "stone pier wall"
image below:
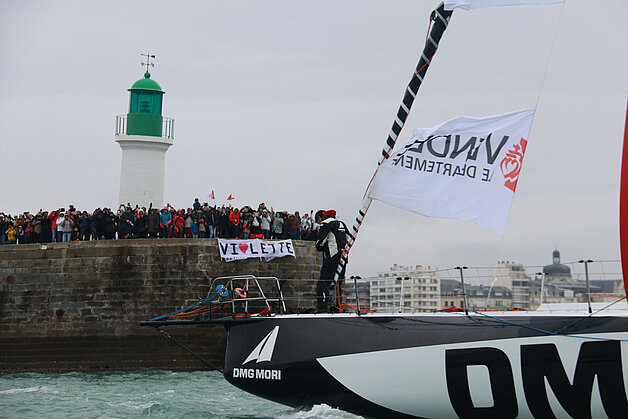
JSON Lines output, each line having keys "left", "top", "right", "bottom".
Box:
{"left": 0, "top": 239, "right": 321, "bottom": 373}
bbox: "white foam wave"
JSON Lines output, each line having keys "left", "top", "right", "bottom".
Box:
{"left": 0, "top": 386, "right": 53, "bottom": 395}
{"left": 278, "top": 403, "right": 363, "bottom": 419}
{"left": 116, "top": 400, "right": 160, "bottom": 410}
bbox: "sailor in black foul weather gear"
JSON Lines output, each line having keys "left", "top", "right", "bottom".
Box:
{"left": 315, "top": 210, "right": 349, "bottom": 313}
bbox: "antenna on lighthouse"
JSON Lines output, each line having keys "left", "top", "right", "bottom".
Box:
{"left": 141, "top": 52, "right": 156, "bottom": 73}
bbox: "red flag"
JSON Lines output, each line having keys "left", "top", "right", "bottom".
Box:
{"left": 227, "top": 194, "right": 234, "bottom": 201}
{"left": 210, "top": 190, "right": 215, "bottom": 200}
{"left": 621, "top": 99, "right": 628, "bottom": 299}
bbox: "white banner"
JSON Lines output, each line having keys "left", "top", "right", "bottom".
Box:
{"left": 218, "top": 239, "right": 296, "bottom": 262}
{"left": 368, "top": 109, "right": 535, "bottom": 235}
{"left": 444, "top": 0, "right": 563, "bottom": 10}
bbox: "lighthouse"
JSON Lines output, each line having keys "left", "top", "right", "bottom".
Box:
{"left": 115, "top": 56, "right": 174, "bottom": 208}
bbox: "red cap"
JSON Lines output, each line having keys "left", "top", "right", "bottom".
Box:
{"left": 322, "top": 210, "right": 336, "bottom": 219}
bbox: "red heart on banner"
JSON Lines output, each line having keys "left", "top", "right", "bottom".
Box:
{"left": 238, "top": 243, "right": 249, "bottom": 254}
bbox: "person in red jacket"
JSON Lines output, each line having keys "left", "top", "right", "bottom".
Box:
{"left": 171, "top": 209, "right": 185, "bottom": 238}
{"left": 48, "top": 210, "right": 61, "bottom": 242}
{"left": 228, "top": 208, "right": 240, "bottom": 239}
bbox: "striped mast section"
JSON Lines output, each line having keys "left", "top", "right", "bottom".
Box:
{"left": 335, "top": 2, "right": 453, "bottom": 281}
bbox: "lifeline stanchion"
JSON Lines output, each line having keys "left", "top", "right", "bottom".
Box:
{"left": 579, "top": 259, "right": 594, "bottom": 314}
{"left": 456, "top": 266, "right": 469, "bottom": 316}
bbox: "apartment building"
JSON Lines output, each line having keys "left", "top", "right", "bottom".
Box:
{"left": 368, "top": 264, "right": 440, "bottom": 313}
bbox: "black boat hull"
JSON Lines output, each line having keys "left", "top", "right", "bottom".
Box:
{"left": 222, "top": 313, "right": 628, "bottom": 418}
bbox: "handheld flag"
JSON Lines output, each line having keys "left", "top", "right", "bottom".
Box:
{"left": 368, "top": 109, "right": 535, "bottom": 235}
{"left": 227, "top": 194, "right": 234, "bottom": 201}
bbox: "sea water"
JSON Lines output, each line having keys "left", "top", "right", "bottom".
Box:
{"left": 0, "top": 370, "right": 363, "bottom": 419}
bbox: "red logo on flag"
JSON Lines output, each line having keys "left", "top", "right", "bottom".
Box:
{"left": 500, "top": 138, "right": 528, "bottom": 192}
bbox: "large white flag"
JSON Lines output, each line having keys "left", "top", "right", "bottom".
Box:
{"left": 368, "top": 109, "right": 535, "bottom": 235}
{"left": 444, "top": 0, "right": 563, "bottom": 10}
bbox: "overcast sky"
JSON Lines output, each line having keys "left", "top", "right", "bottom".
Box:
{"left": 1, "top": 0, "right": 627, "bottom": 278}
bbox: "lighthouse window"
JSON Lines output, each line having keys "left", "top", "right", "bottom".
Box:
{"left": 153, "top": 95, "right": 162, "bottom": 114}
{"left": 139, "top": 94, "right": 151, "bottom": 112}
{"left": 129, "top": 92, "right": 162, "bottom": 114}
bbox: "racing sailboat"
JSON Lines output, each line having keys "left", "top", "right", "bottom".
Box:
{"left": 143, "top": 1, "right": 628, "bottom": 417}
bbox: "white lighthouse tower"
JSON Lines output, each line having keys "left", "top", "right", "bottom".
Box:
{"left": 115, "top": 56, "right": 174, "bottom": 208}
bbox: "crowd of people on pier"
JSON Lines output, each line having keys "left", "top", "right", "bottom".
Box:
{"left": 0, "top": 200, "right": 322, "bottom": 245}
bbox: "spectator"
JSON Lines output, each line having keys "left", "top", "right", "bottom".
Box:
{"left": 241, "top": 214, "right": 250, "bottom": 239}
{"left": 294, "top": 211, "right": 302, "bottom": 239}
{"left": 184, "top": 209, "right": 194, "bottom": 238}
{"left": 205, "top": 207, "right": 217, "bottom": 238}
{"left": 0, "top": 215, "right": 8, "bottom": 245}
{"left": 102, "top": 208, "right": 116, "bottom": 240}
{"left": 59, "top": 215, "right": 74, "bottom": 242}
{"left": 49, "top": 210, "right": 62, "bottom": 243}
{"left": 41, "top": 212, "right": 52, "bottom": 243}
{"left": 301, "top": 213, "right": 312, "bottom": 239}
{"left": 159, "top": 207, "right": 172, "bottom": 238}
{"left": 228, "top": 208, "right": 240, "bottom": 238}
{"left": 24, "top": 221, "right": 34, "bottom": 244}
{"left": 287, "top": 214, "right": 299, "bottom": 240}
{"left": 191, "top": 217, "right": 199, "bottom": 238}
{"left": 172, "top": 209, "right": 185, "bottom": 238}
{"left": 32, "top": 215, "right": 43, "bottom": 243}
{"left": 79, "top": 211, "right": 91, "bottom": 241}
{"left": 198, "top": 217, "right": 207, "bottom": 238}
{"left": 17, "top": 225, "right": 26, "bottom": 244}
{"left": 217, "top": 208, "right": 228, "bottom": 238}
{"left": 135, "top": 210, "right": 147, "bottom": 238}
{"left": 250, "top": 211, "right": 261, "bottom": 238}
{"left": 118, "top": 206, "right": 134, "bottom": 239}
{"left": 92, "top": 208, "right": 102, "bottom": 240}
{"left": 147, "top": 208, "right": 160, "bottom": 238}
{"left": 5, "top": 224, "right": 17, "bottom": 245}
{"left": 55, "top": 212, "right": 66, "bottom": 243}
{"left": 68, "top": 210, "right": 79, "bottom": 241}
{"left": 281, "top": 212, "right": 290, "bottom": 239}
{"left": 260, "top": 210, "right": 272, "bottom": 239}
{"left": 271, "top": 212, "right": 283, "bottom": 239}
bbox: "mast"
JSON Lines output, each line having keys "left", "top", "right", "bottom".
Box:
{"left": 620, "top": 99, "right": 628, "bottom": 299}
{"left": 335, "top": 2, "right": 454, "bottom": 280}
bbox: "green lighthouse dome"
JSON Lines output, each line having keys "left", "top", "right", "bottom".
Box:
{"left": 126, "top": 71, "right": 165, "bottom": 136}
{"left": 129, "top": 72, "right": 164, "bottom": 93}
